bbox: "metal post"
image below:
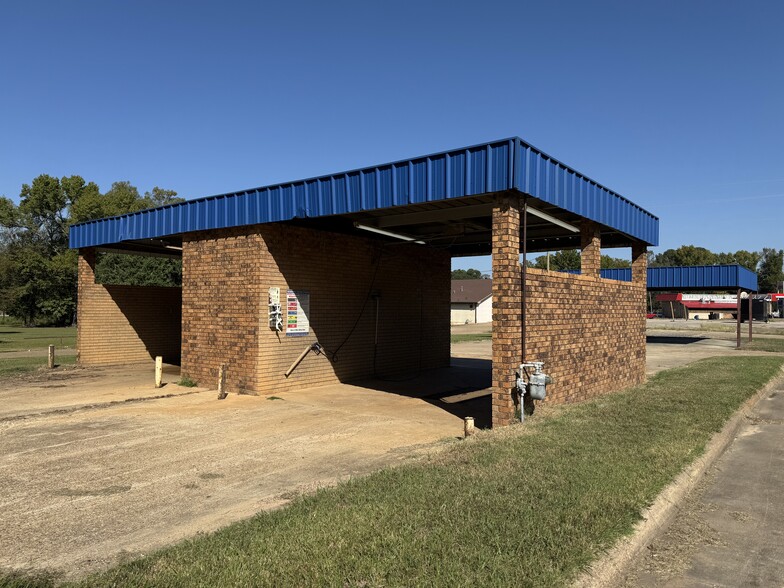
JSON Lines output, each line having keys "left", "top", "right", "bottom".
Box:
{"left": 748, "top": 293, "right": 753, "bottom": 342}
{"left": 736, "top": 288, "right": 741, "bottom": 349}
{"left": 521, "top": 198, "right": 528, "bottom": 364}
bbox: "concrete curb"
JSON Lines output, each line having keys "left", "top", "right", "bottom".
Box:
{"left": 573, "top": 364, "right": 784, "bottom": 588}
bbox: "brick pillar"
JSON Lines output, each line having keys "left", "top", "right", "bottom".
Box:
{"left": 76, "top": 248, "right": 97, "bottom": 364}
{"left": 491, "top": 194, "right": 522, "bottom": 427}
{"left": 631, "top": 242, "right": 647, "bottom": 285}
{"left": 580, "top": 220, "right": 601, "bottom": 278}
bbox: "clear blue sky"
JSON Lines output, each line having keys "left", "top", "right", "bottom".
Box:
{"left": 2, "top": 0, "right": 782, "bottom": 274}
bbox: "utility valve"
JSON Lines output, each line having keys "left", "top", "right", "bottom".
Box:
{"left": 268, "top": 287, "right": 283, "bottom": 331}
{"left": 516, "top": 361, "right": 552, "bottom": 401}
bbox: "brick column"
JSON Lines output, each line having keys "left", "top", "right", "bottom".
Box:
{"left": 631, "top": 242, "right": 647, "bottom": 285}
{"left": 580, "top": 220, "right": 601, "bottom": 278}
{"left": 76, "top": 248, "right": 97, "bottom": 364}
{"left": 491, "top": 194, "right": 522, "bottom": 427}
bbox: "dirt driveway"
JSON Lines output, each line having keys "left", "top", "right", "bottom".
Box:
{"left": 0, "top": 364, "right": 475, "bottom": 579}
{"left": 1, "top": 329, "right": 774, "bottom": 580}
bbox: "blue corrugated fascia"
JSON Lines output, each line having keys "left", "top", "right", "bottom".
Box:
{"left": 512, "top": 137, "right": 659, "bottom": 246}
{"left": 558, "top": 265, "right": 757, "bottom": 291}
{"left": 69, "top": 137, "right": 659, "bottom": 249}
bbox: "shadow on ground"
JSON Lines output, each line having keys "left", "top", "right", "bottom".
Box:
{"left": 646, "top": 336, "right": 705, "bottom": 345}
{"left": 351, "top": 357, "right": 492, "bottom": 429}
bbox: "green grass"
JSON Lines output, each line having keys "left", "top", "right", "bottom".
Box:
{"left": 649, "top": 320, "right": 784, "bottom": 337}
{"left": 741, "top": 338, "right": 784, "bottom": 353}
{"left": 0, "top": 355, "right": 77, "bottom": 377}
{"left": 177, "top": 375, "right": 197, "bottom": 387}
{"left": 16, "top": 355, "right": 773, "bottom": 588}
{"left": 0, "top": 326, "right": 77, "bottom": 352}
{"left": 450, "top": 332, "right": 492, "bottom": 343}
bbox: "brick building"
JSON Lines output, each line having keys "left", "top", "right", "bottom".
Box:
{"left": 71, "top": 137, "right": 659, "bottom": 427}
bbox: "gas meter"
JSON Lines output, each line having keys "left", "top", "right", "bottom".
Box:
{"left": 516, "top": 361, "right": 552, "bottom": 407}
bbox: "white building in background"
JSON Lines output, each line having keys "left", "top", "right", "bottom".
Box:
{"left": 451, "top": 279, "right": 492, "bottom": 324}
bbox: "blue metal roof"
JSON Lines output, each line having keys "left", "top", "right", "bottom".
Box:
{"left": 646, "top": 265, "right": 758, "bottom": 292}
{"left": 565, "top": 265, "right": 758, "bottom": 291}
{"left": 69, "top": 137, "right": 659, "bottom": 249}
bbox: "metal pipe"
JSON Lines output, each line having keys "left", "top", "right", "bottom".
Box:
{"left": 284, "top": 343, "right": 322, "bottom": 378}
{"left": 736, "top": 288, "right": 741, "bottom": 349}
{"left": 520, "top": 197, "right": 528, "bottom": 423}
{"left": 748, "top": 292, "right": 753, "bottom": 342}
{"left": 521, "top": 197, "right": 528, "bottom": 365}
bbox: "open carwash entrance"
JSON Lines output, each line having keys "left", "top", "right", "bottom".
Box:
{"left": 71, "top": 137, "right": 658, "bottom": 427}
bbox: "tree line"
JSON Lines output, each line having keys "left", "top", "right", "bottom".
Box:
{"left": 452, "top": 245, "right": 784, "bottom": 293}
{"left": 0, "top": 174, "right": 183, "bottom": 326}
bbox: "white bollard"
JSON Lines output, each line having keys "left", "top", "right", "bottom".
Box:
{"left": 464, "top": 416, "right": 475, "bottom": 438}
{"left": 154, "top": 356, "right": 163, "bottom": 388}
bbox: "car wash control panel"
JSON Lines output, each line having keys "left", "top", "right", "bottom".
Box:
{"left": 268, "top": 287, "right": 283, "bottom": 331}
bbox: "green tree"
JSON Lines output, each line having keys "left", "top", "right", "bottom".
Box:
{"left": 730, "top": 250, "right": 761, "bottom": 272}
{"left": 142, "top": 186, "right": 184, "bottom": 208}
{"left": 0, "top": 176, "right": 182, "bottom": 325}
{"left": 531, "top": 250, "right": 581, "bottom": 271}
{"left": 600, "top": 255, "right": 631, "bottom": 269}
{"left": 451, "top": 268, "right": 484, "bottom": 280}
{"left": 651, "top": 245, "right": 717, "bottom": 267}
{"left": 18, "top": 174, "right": 70, "bottom": 254}
{"left": 758, "top": 248, "right": 784, "bottom": 293}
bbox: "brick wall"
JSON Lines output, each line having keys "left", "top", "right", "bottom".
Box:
{"left": 181, "top": 224, "right": 450, "bottom": 395}
{"left": 523, "top": 267, "right": 646, "bottom": 404}
{"left": 491, "top": 194, "right": 523, "bottom": 427}
{"left": 77, "top": 249, "right": 182, "bottom": 364}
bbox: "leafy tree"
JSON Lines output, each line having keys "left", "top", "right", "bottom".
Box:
{"left": 728, "top": 250, "right": 761, "bottom": 272}
{"left": 96, "top": 253, "right": 182, "bottom": 287}
{"left": 758, "top": 248, "right": 784, "bottom": 293}
{"left": 0, "top": 176, "right": 182, "bottom": 325}
{"left": 531, "top": 250, "right": 581, "bottom": 271}
{"left": 600, "top": 255, "right": 631, "bottom": 269}
{"left": 18, "top": 175, "right": 70, "bottom": 254}
{"left": 651, "top": 245, "right": 717, "bottom": 267}
{"left": 142, "top": 187, "right": 183, "bottom": 208}
{"left": 451, "top": 268, "right": 485, "bottom": 279}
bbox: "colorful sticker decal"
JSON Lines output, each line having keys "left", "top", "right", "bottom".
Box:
{"left": 285, "top": 290, "right": 310, "bottom": 336}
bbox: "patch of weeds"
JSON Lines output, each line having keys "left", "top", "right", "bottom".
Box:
{"left": 177, "top": 375, "right": 197, "bottom": 387}
{"left": 0, "top": 569, "right": 61, "bottom": 588}
{"left": 198, "top": 473, "right": 224, "bottom": 480}
{"left": 450, "top": 332, "right": 491, "bottom": 343}
{"left": 740, "top": 338, "right": 784, "bottom": 353}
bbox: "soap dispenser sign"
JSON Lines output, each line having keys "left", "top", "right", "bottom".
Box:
{"left": 286, "top": 290, "right": 310, "bottom": 336}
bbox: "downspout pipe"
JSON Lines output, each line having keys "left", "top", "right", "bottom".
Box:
{"left": 520, "top": 197, "right": 528, "bottom": 422}
{"left": 521, "top": 197, "right": 528, "bottom": 364}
